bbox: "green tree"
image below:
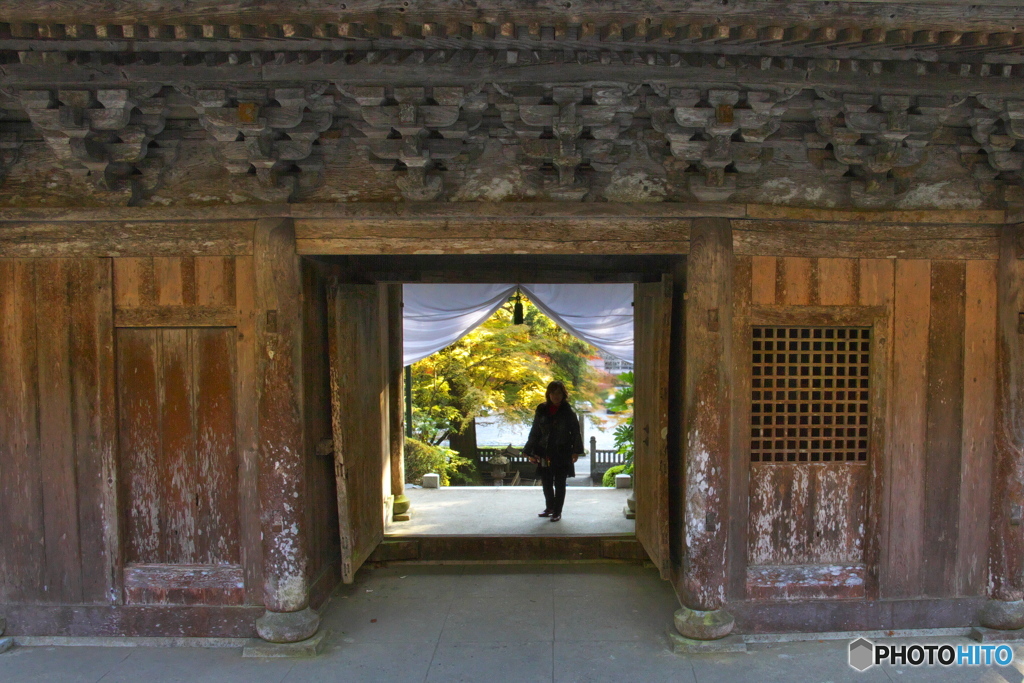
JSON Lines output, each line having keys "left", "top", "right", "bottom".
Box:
{"left": 410, "top": 296, "right": 605, "bottom": 446}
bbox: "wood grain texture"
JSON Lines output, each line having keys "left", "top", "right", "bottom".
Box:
{"left": 117, "top": 327, "right": 241, "bottom": 569}
{"left": 254, "top": 217, "right": 311, "bottom": 613}
{"left": 989, "top": 225, "right": 1024, "bottom": 602}
{"left": 387, "top": 284, "right": 406, "bottom": 499}
{"left": 956, "top": 260, "right": 996, "bottom": 596}
{"left": 884, "top": 259, "right": 931, "bottom": 598}
{"left": 0, "top": 259, "right": 44, "bottom": 602}
{"left": 858, "top": 258, "right": 895, "bottom": 601}
{"left": 35, "top": 260, "right": 83, "bottom": 604}
{"left": 818, "top": 258, "right": 859, "bottom": 306}
{"left": 114, "top": 306, "right": 237, "bottom": 328}
{"left": 728, "top": 256, "right": 753, "bottom": 599}
{"left": 0, "top": 221, "right": 255, "bottom": 258}
{"left": 124, "top": 564, "right": 244, "bottom": 606}
{"left": 329, "top": 283, "right": 389, "bottom": 584}
{"left": 233, "top": 255, "right": 261, "bottom": 604}
{"left": 679, "top": 217, "right": 733, "bottom": 611}
{"left": 750, "top": 256, "right": 777, "bottom": 306}
{"left": 777, "top": 257, "right": 813, "bottom": 306}
{"left": 922, "top": 261, "right": 966, "bottom": 597}
{"left": 301, "top": 261, "right": 340, "bottom": 596}
{"left": 634, "top": 275, "right": 672, "bottom": 580}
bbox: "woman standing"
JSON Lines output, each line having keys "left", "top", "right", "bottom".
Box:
{"left": 523, "top": 380, "right": 585, "bottom": 522}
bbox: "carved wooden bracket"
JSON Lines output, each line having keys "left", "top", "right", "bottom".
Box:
{"left": 18, "top": 87, "right": 177, "bottom": 204}
{"left": 496, "top": 84, "right": 639, "bottom": 201}
{"left": 187, "top": 85, "right": 335, "bottom": 199}
{"left": 970, "top": 96, "right": 1024, "bottom": 179}
{"left": 650, "top": 86, "right": 793, "bottom": 201}
{"left": 339, "top": 84, "right": 486, "bottom": 201}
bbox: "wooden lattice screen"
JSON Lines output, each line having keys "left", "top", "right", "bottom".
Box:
{"left": 750, "top": 326, "right": 871, "bottom": 463}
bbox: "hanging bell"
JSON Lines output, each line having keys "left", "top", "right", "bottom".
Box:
{"left": 513, "top": 288, "right": 524, "bottom": 325}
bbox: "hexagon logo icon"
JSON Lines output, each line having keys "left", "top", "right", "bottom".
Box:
{"left": 848, "top": 638, "right": 875, "bottom": 671}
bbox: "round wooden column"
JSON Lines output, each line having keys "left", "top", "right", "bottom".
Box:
{"left": 253, "top": 217, "right": 319, "bottom": 643}
{"left": 674, "top": 217, "right": 735, "bottom": 641}
{"left": 981, "top": 223, "right": 1024, "bottom": 631}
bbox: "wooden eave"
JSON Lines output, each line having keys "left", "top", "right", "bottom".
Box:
{"left": 0, "top": 1, "right": 1021, "bottom": 66}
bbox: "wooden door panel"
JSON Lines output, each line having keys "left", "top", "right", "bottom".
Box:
{"left": 328, "top": 283, "right": 389, "bottom": 584}
{"left": 117, "top": 327, "right": 240, "bottom": 567}
{"left": 633, "top": 276, "right": 672, "bottom": 579}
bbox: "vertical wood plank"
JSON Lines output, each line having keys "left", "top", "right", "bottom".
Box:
{"left": 728, "top": 256, "right": 752, "bottom": 598}
{"left": 118, "top": 328, "right": 163, "bottom": 564}
{"left": 181, "top": 257, "right": 197, "bottom": 307}
{"left": 113, "top": 258, "right": 145, "bottom": 308}
{"left": 196, "top": 257, "right": 232, "bottom": 307}
{"left": 234, "top": 255, "right": 262, "bottom": 603}
{"left": 0, "top": 259, "right": 44, "bottom": 601}
{"left": 748, "top": 464, "right": 811, "bottom": 565}
{"left": 35, "top": 259, "right": 83, "bottom": 603}
{"left": 750, "top": 256, "right": 776, "bottom": 305}
{"left": 859, "top": 258, "right": 895, "bottom": 600}
{"left": 154, "top": 257, "right": 184, "bottom": 306}
{"left": 811, "top": 465, "right": 868, "bottom": 564}
{"left": 884, "top": 259, "right": 931, "bottom": 598}
{"left": 387, "top": 284, "right": 405, "bottom": 503}
{"left": 68, "top": 259, "right": 118, "bottom": 604}
{"left": 777, "top": 257, "right": 813, "bottom": 306}
{"left": 819, "top": 258, "right": 859, "bottom": 306}
{"left": 987, "top": 225, "right": 1024, "bottom": 604}
{"left": 957, "top": 260, "right": 997, "bottom": 596}
{"left": 923, "top": 261, "right": 966, "bottom": 597}
{"left": 194, "top": 328, "right": 240, "bottom": 565}
{"left": 160, "top": 328, "right": 197, "bottom": 563}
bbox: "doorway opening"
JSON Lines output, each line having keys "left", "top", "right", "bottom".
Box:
{"left": 310, "top": 254, "right": 682, "bottom": 579}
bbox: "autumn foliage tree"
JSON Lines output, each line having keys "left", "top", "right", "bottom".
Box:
{"left": 410, "top": 296, "right": 605, "bottom": 446}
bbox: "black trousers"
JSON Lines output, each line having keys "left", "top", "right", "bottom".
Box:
{"left": 541, "top": 470, "right": 568, "bottom": 514}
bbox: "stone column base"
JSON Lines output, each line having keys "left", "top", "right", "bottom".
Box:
{"left": 669, "top": 631, "right": 746, "bottom": 654}
{"left": 978, "top": 599, "right": 1024, "bottom": 631}
{"left": 256, "top": 606, "right": 320, "bottom": 643}
{"left": 393, "top": 494, "right": 412, "bottom": 522}
{"left": 624, "top": 490, "right": 636, "bottom": 520}
{"left": 674, "top": 606, "right": 735, "bottom": 640}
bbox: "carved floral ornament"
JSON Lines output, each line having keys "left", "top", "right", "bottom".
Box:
{"left": 1, "top": 83, "right": 1023, "bottom": 205}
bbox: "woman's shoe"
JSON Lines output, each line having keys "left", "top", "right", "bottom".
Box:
{"left": 538, "top": 510, "right": 552, "bottom": 517}
{"left": 550, "top": 514, "right": 562, "bottom": 522}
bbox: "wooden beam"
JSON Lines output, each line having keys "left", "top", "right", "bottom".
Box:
{"left": 114, "top": 306, "right": 237, "bottom": 328}
{"left": 0, "top": 221, "right": 256, "bottom": 258}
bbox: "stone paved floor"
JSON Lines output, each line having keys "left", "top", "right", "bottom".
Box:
{"left": 390, "top": 487, "right": 634, "bottom": 536}
{"left": 3, "top": 563, "right": 1024, "bottom": 682}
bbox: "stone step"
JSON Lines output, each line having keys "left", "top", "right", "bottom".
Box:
{"left": 369, "top": 534, "right": 648, "bottom": 564}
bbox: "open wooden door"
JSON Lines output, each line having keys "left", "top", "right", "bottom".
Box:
{"left": 328, "top": 283, "right": 392, "bottom": 583}
{"left": 633, "top": 275, "right": 672, "bottom": 579}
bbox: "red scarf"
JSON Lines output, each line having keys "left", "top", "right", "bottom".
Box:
{"left": 547, "top": 402, "right": 559, "bottom": 416}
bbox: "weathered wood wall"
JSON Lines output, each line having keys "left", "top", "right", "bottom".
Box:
{"left": 0, "top": 258, "right": 117, "bottom": 605}
{"left": 731, "top": 255, "right": 997, "bottom": 601}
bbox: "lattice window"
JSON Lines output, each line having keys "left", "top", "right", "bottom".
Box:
{"left": 750, "top": 326, "right": 870, "bottom": 463}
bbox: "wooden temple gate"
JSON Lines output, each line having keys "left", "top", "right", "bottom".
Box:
{"left": 0, "top": 0, "right": 1023, "bottom": 649}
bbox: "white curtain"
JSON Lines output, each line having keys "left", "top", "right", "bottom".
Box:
{"left": 403, "top": 283, "right": 634, "bottom": 366}
{"left": 520, "top": 284, "right": 634, "bottom": 364}
{"left": 403, "top": 284, "right": 516, "bottom": 365}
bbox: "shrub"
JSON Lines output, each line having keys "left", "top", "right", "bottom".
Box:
{"left": 404, "top": 438, "right": 472, "bottom": 486}
{"left": 602, "top": 462, "right": 634, "bottom": 487}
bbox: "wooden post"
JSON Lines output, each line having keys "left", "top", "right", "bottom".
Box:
{"left": 981, "top": 223, "right": 1024, "bottom": 631}
{"left": 388, "top": 284, "right": 410, "bottom": 520}
{"left": 673, "top": 217, "right": 736, "bottom": 643}
{"left": 590, "top": 436, "right": 597, "bottom": 459}
{"left": 253, "top": 218, "right": 319, "bottom": 644}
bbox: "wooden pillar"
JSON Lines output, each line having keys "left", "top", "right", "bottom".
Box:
{"left": 388, "top": 284, "right": 410, "bottom": 520}
{"left": 981, "top": 223, "right": 1024, "bottom": 631}
{"left": 253, "top": 218, "right": 319, "bottom": 643}
{"left": 673, "top": 217, "right": 736, "bottom": 642}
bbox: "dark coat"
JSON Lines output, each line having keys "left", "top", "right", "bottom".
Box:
{"left": 522, "top": 401, "right": 584, "bottom": 478}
